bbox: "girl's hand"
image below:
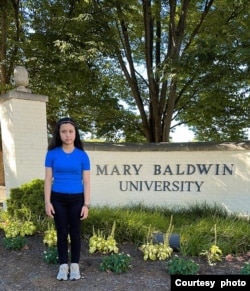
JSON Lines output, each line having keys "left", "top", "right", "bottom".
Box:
{"left": 45, "top": 202, "right": 55, "bottom": 218}
{"left": 80, "top": 205, "right": 89, "bottom": 220}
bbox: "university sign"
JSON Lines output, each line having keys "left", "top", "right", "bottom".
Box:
{"left": 85, "top": 142, "right": 250, "bottom": 216}
{"left": 96, "top": 163, "right": 234, "bottom": 193}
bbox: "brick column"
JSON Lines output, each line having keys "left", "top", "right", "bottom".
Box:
{"left": 0, "top": 66, "right": 48, "bottom": 205}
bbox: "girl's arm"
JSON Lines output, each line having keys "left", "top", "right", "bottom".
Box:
{"left": 81, "top": 170, "right": 90, "bottom": 220}
{"left": 44, "top": 167, "right": 55, "bottom": 218}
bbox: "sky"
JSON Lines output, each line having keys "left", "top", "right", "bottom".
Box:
{"left": 171, "top": 125, "right": 195, "bottom": 142}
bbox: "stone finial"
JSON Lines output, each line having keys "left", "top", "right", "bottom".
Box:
{"left": 14, "top": 66, "right": 31, "bottom": 93}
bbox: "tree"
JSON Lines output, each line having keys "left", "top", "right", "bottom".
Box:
{"left": 22, "top": 0, "right": 136, "bottom": 140}
{"left": 3, "top": 0, "right": 249, "bottom": 142}
{"left": 83, "top": 0, "right": 249, "bottom": 142}
{"left": 0, "top": 0, "right": 25, "bottom": 91}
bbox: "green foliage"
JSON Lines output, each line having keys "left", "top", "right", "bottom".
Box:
{"left": 0, "top": 83, "right": 14, "bottom": 94}
{"left": 42, "top": 223, "right": 72, "bottom": 264}
{"left": 100, "top": 253, "right": 132, "bottom": 274}
{"left": 83, "top": 203, "right": 250, "bottom": 257}
{"left": 2, "top": 195, "right": 250, "bottom": 261}
{"left": 2, "top": 236, "right": 27, "bottom": 251}
{"left": 240, "top": 262, "right": 250, "bottom": 275}
{"left": 13, "top": 0, "right": 249, "bottom": 142}
{"left": 43, "top": 246, "right": 59, "bottom": 264}
{"left": 0, "top": 207, "right": 36, "bottom": 238}
{"left": 43, "top": 223, "right": 57, "bottom": 247}
{"left": 159, "top": 203, "right": 250, "bottom": 256}
{"left": 200, "top": 224, "right": 223, "bottom": 265}
{"left": 140, "top": 242, "right": 173, "bottom": 261}
{"left": 83, "top": 205, "right": 168, "bottom": 245}
{"left": 89, "top": 222, "right": 119, "bottom": 254}
{"left": 139, "top": 217, "right": 174, "bottom": 261}
{"left": 180, "top": 216, "right": 250, "bottom": 256}
{"left": 200, "top": 244, "right": 223, "bottom": 266}
{"left": 166, "top": 256, "right": 199, "bottom": 275}
{"left": 6, "top": 179, "right": 48, "bottom": 231}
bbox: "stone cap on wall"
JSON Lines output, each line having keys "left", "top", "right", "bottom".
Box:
{"left": 84, "top": 141, "right": 250, "bottom": 152}
{"left": 0, "top": 90, "right": 48, "bottom": 103}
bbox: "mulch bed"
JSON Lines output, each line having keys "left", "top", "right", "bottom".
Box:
{"left": 0, "top": 232, "right": 249, "bottom": 291}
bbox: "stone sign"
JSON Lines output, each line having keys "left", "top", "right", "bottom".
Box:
{"left": 85, "top": 142, "right": 250, "bottom": 216}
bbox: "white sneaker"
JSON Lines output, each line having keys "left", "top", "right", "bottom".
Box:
{"left": 57, "top": 264, "right": 69, "bottom": 281}
{"left": 70, "top": 263, "right": 81, "bottom": 280}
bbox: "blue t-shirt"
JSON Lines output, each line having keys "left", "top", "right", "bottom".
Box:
{"left": 45, "top": 147, "right": 90, "bottom": 194}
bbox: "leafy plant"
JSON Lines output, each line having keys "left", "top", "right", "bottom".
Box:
{"left": 43, "top": 246, "right": 59, "bottom": 264}
{"left": 166, "top": 256, "right": 199, "bottom": 275}
{"left": 100, "top": 253, "right": 131, "bottom": 274}
{"left": 0, "top": 207, "right": 36, "bottom": 238}
{"left": 6, "top": 179, "right": 47, "bottom": 231}
{"left": 200, "top": 224, "right": 223, "bottom": 265}
{"left": 240, "top": 262, "right": 250, "bottom": 275}
{"left": 140, "top": 241, "right": 173, "bottom": 261}
{"left": 2, "top": 236, "right": 27, "bottom": 250}
{"left": 139, "top": 216, "right": 173, "bottom": 261}
{"left": 89, "top": 221, "right": 119, "bottom": 254}
{"left": 43, "top": 223, "right": 57, "bottom": 247}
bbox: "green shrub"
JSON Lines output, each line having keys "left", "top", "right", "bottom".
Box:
{"left": 240, "top": 262, "right": 250, "bottom": 275}
{"left": 2, "top": 236, "right": 27, "bottom": 250}
{"left": 43, "top": 246, "right": 59, "bottom": 264}
{"left": 166, "top": 256, "right": 199, "bottom": 275}
{"left": 100, "top": 253, "right": 132, "bottom": 274}
{"left": 6, "top": 179, "right": 48, "bottom": 231}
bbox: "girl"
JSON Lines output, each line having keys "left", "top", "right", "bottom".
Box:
{"left": 44, "top": 117, "right": 90, "bottom": 281}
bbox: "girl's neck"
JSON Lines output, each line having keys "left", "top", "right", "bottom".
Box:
{"left": 62, "top": 144, "right": 75, "bottom": 153}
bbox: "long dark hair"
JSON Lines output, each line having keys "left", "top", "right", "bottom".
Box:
{"left": 48, "top": 117, "right": 84, "bottom": 151}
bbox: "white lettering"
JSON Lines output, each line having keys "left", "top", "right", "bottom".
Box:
{"left": 221, "top": 279, "right": 246, "bottom": 288}
{"left": 175, "top": 279, "right": 215, "bottom": 288}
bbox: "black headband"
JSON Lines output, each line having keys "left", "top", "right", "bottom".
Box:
{"left": 58, "top": 118, "right": 76, "bottom": 126}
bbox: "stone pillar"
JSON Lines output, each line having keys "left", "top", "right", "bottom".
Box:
{"left": 0, "top": 66, "right": 48, "bottom": 204}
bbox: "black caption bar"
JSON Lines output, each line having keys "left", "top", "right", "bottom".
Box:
{"left": 171, "top": 275, "right": 250, "bottom": 290}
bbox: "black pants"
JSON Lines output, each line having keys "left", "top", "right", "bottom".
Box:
{"left": 51, "top": 192, "right": 84, "bottom": 264}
